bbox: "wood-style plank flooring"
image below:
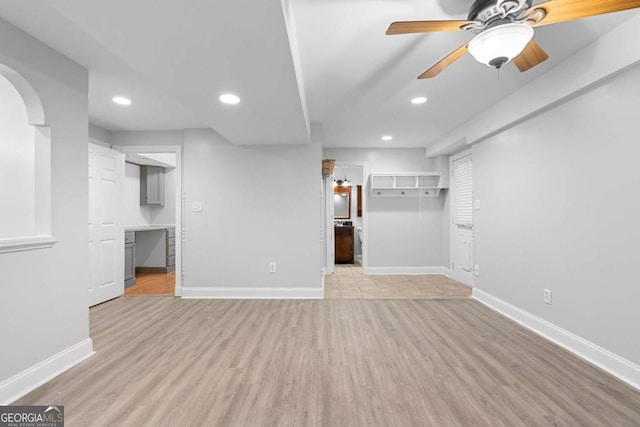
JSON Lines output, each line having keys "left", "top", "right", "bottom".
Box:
{"left": 16, "top": 297, "right": 640, "bottom": 426}
{"left": 325, "top": 264, "right": 471, "bottom": 299}
{"left": 124, "top": 272, "right": 175, "bottom": 296}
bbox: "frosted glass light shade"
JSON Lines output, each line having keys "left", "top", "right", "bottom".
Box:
{"left": 468, "top": 23, "right": 534, "bottom": 68}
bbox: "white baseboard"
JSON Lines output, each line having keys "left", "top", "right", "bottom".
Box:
{"left": 473, "top": 288, "right": 640, "bottom": 391}
{"left": 181, "top": 286, "right": 324, "bottom": 299}
{"left": 364, "top": 266, "right": 449, "bottom": 275}
{"left": 442, "top": 267, "right": 452, "bottom": 278}
{"left": 0, "top": 338, "right": 94, "bottom": 405}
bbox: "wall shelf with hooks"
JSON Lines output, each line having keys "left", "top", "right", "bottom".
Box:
{"left": 369, "top": 173, "right": 446, "bottom": 197}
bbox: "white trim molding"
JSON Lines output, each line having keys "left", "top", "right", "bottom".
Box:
{"left": 0, "top": 235, "right": 56, "bottom": 254}
{"left": 364, "top": 266, "right": 449, "bottom": 276}
{"left": 473, "top": 288, "right": 640, "bottom": 391}
{"left": 0, "top": 338, "right": 94, "bottom": 405}
{"left": 182, "top": 287, "right": 324, "bottom": 299}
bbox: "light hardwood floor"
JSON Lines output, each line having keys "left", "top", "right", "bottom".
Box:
{"left": 325, "top": 264, "right": 471, "bottom": 299}
{"left": 16, "top": 297, "right": 640, "bottom": 426}
{"left": 124, "top": 272, "right": 175, "bottom": 296}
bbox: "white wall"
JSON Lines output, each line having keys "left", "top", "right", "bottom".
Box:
{"left": 473, "top": 64, "right": 640, "bottom": 366}
{"left": 0, "top": 17, "right": 91, "bottom": 401}
{"left": 123, "top": 162, "right": 152, "bottom": 225}
{"left": 182, "top": 129, "right": 322, "bottom": 292}
{"left": 325, "top": 148, "right": 447, "bottom": 271}
{"left": 112, "top": 130, "right": 183, "bottom": 147}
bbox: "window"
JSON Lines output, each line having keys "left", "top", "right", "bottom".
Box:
{"left": 454, "top": 157, "right": 473, "bottom": 227}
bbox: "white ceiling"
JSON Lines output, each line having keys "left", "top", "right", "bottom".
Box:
{"left": 0, "top": 0, "right": 638, "bottom": 148}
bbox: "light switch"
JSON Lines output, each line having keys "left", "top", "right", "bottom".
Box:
{"left": 192, "top": 201, "right": 202, "bottom": 212}
{"left": 474, "top": 199, "right": 481, "bottom": 210}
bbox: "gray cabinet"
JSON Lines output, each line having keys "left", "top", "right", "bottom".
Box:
{"left": 140, "top": 166, "right": 165, "bottom": 206}
{"left": 166, "top": 227, "right": 176, "bottom": 273}
{"left": 124, "top": 231, "right": 136, "bottom": 288}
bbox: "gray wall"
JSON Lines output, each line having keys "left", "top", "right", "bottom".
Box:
{"left": 113, "top": 128, "right": 323, "bottom": 290}
{"left": 473, "top": 64, "right": 640, "bottom": 365}
{"left": 324, "top": 148, "right": 447, "bottom": 269}
{"left": 182, "top": 129, "right": 322, "bottom": 288}
{"left": 0, "top": 17, "right": 90, "bottom": 383}
{"left": 89, "top": 123, "right": 112, "bottom": 145}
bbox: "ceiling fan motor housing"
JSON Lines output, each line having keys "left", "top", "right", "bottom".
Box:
{"left": 468, "top": 0, "right": 533, "bottom": 23}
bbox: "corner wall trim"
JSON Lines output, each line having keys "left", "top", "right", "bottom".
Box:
{"left": 181, "top": 287, "right": 323, "bottom": 299}
{"left": 364, "top": 266, "right": 448, "bottom": 276}
{"left": 472, "top": 288, "right": 640, "bottom": 391}
{"left": 0, "top": 338, "right": 94, "bottom": 405}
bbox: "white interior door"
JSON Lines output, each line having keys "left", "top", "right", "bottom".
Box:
{"left": 88, "top": 143, "right": 124, "bottom": 306}
{"left": 452, "top": 154, "right": 474, "bottom": 286}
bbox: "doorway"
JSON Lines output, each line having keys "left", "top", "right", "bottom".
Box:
{"left": 324, "top": 162, "right": 368, "bottom": 274}
{"left": 450, "top": 151, "right": 475, "bottom": 287}
{"left": 115, "top": 145, "right": 183, "bottom": 297}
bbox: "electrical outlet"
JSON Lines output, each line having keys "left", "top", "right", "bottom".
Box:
{"left": 192, "top": 201, "right": 202, "bottom": 212}
{"left": 269, "top": 262, "right": 277, "bottom": 274}
{"left": 544, "top": 289, "right": 552, "bottom": 305}
{"left": 474, "top": 264, "right": 480, "bottom": 276}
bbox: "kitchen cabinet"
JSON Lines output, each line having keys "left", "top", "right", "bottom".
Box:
{"left": 166, "top": 227, "right": 176, "bottom": 273}
{"left": 335, "top": 226, "right": 354, "bottom": 264}
{"left": 124, "top": 231, "right": 136, "bottom": 288}
{"left": 140, "top": 165, "right": 165, "bottom": 206}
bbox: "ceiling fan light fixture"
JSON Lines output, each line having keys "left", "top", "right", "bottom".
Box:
{"left": 467, "top": 23, "right": 534, "bottom": 68}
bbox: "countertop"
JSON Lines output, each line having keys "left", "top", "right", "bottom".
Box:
{"left": 125, "top": 224, "right": 175, "bottom": 232}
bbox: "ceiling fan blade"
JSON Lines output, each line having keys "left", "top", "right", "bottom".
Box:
{"left": 418, "top": 43, "right": 469, "bottom": 79}
{"left": 386, "top": 20, "right": 478, "bottom": 35}
{"left": 512, "top": 40, "right": 549, "bottom": 72}
{"left": 532, "top": 0, "right": 640, "bottom": 27}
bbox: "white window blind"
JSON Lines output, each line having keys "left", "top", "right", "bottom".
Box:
{"left": 454, "top": 158, "right": 473, "bottom": 226}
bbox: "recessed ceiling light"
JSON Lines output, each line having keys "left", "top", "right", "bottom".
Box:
{"left": 382, "top": 135, "right": 393, "bottom": 141}
{"left": 219, "top": 93, "right": 240, "bottom": 105}
{"left": 112, "top": 96, "right": 131, "bottom": 105}
{"left": 411, "top": 96, "right": 428, "bottom": 105}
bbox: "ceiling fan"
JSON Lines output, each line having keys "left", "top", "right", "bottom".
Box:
{"left": 386, "top": 0, "right": 640, "bottom": 78}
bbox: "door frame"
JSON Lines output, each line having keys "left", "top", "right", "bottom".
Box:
{"left": 322, "top": 174, "right": 334, "bottom": 276}
{"left": 449, "top": 149, "right": 474, "bottom": 287}
{"left": 333, "top": 161, "right": 368, "bottom": 273}
{"left": 114, "top": 145, "right": 183, "bottom": 296}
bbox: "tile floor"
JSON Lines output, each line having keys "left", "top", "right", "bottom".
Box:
{"left": 325, "top": 263, "right": 471, "bottom": 299}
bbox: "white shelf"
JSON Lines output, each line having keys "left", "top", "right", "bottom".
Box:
{"left": 370, "top": 173, "right": 446, "bottom": 198}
